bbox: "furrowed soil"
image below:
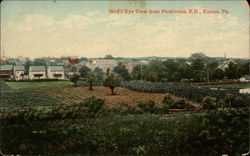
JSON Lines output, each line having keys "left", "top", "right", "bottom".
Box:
{"left": 38, "top": 86, "right": 198, "bottom": 108}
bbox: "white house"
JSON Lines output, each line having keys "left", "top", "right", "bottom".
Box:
{"left": 29, "top": 66, "right": 46, "bottom": 79}
{"left": 47, "top": 66, "right": 65, "bottom": 79}
{"left": 14, "top": 66, "right": 25, "bottom": 80}
{"left": 239, "top": 75, "right": 250, "bottom": 82}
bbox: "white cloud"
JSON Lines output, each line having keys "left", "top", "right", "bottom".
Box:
{"left": 1, "top": 9, "right": 249, "bottom": 58}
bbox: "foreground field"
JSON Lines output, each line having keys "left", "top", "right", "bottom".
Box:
{"left": 38, "top": 86, "right": 198, "bottom": 108}
{"left": 5, "top": 81, "right": 72, "bottom": 89}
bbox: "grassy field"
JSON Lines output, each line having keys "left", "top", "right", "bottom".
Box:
{"left": 5, "top": 81, "right": 72, "bottom": 89}
{"left": 38, "top": 86, "right": 198, "bottom": 108}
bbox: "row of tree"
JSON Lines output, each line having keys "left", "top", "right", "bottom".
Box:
{"left": 76, "top": 53, "right": 249, "bottom": 85}
{"left": 131, "top": 53, "right": 249, "bottom": 82}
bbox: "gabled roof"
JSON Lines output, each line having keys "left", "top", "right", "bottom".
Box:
{"left": 14, "top": 66, "right": 25, "bottom": 71}
{"left": 49, "top": 66, "right": 64, "bottom": 71}
{"left": 0, "top": 65, "right": 13, "bottom": 70}
{"left": 30, "top": 66, "right": 46, "bottom": 72}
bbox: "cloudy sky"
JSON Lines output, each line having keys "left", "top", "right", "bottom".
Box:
{"left": 1, "top": 0, "right": 249, "bottom": 58}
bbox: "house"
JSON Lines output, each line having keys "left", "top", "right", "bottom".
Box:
{"left": 47, "top": 66, "right": 65, "bottom": 79}
{"left": 0, "top": 65, "right": 13, "bottom": 80}
{"left": 14, "top": 66, "right": 25, "bottom": 80}
{"left": 29, "top": 66, "right": 46, "bottom": 79}
{"left": 87, "top": 59, "right": 118, "bottom": 71}
{"left": 239, "top": 75, "right": 250, "bottom": 82}
{"left": 66, "top": 72, "right": 80, "bottom": 79}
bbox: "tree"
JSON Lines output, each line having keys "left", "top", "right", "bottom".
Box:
{"left": 104, "top": 73, "right": 122, "bottom": 95}
{"left": 24, "top": 60, "right": 32, "bottom": 74}
{"left": 113, "top": 64, "right": 131, "bottom": 81}
{"left": 189, "top": 52, "right": 209, "bottom": 62}
{"left": 79, "top": 66, "right": 91, "bottom": 78}
{"left": 211, "top": 68, "right": 225, "bottom": 81}
{"left": 177, "top": 63, "right": 192, "bottom": 81}
{"left": 32, "top": 58, "right": 47, "bottom": 66}
{"left": 162, "top": 60, "right": 179, "bottom": 82}
{"left": 70, "top": 74, "right": 80, "bottom": 87}
{"left": 86, "top": 72, "right": 96, "bottom": 90}
{"left": 225, "top": 62, "right": 240, "bottom": 79}
{"left": 131, "top": 64, "right": 143, "bottom": 80}
{"left": 104, "top": 54, "right": 113, "bottom": 59}
{"left": 190, "top": 59, "right": 206, "bottom": 82}
{"left": 93, "top": 67, "right": 105, "bottom": 84}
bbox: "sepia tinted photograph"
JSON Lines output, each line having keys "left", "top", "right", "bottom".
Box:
{"left": 0, "top": 0, "right": 249, "bottom": 155}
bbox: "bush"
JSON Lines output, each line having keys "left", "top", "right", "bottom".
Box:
{"left": 79, "top": 96, "right": 104, "bottom": 117}
{"left": 138, "top": 101, "right": 159, "bottom": 113}
{"left": 0, "top": 108, "right": 248, "bottom": 155}
{"left": 112, "top": 104, "right": 136, "bottom": 115}
{"left": 202, "top": 96, "right": 217, "bottom": 110}
{"left": 162, "top": 95, "right": 195, "bottom": 110}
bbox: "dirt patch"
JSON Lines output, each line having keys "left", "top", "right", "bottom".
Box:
{"left": 38, "top": 86, "right": 198, "bottom": 108}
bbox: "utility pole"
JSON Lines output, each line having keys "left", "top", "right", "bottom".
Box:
{"left": 140, "top": 63, "right": 142, "bottom": 81}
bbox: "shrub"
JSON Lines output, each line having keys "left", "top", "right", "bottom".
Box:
{"left": 79, "top": 96, "right": 104, "bottom": 117}
{"left": 138, "top": 101, "right": 158, "bottom": 113}
{"left": 162, "top": 95, "right": 195, "bottom": 110}
{"left": 113, "top": 104, "right": 136, "bottom": 115}
{"left": 202, "top": 96, "right": 217, "bottom": 110}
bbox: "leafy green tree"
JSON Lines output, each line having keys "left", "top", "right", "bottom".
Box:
{"left": 162, "top": 60, "right": 179, "bottom": 82}
{"left": 24, "top": 60, "right": 32, "bottom": 74}
{"left": 32, "top": 58, "right": 47, "bottom": 66}
{"left": 86, "top": 72, "right": 96, "bottom": 90}
{"left": 177, "top": 63, "right": 192, "bottom": 81}
{"left": 131, "top": 64, "right": 143, "bottom": 80}
{"left": 225, "top": 62, "right": 241, "bottom": 79}
{"left": 190, "top": 59, "right": 206, "bottom": 82}
{"left": 113, "top": 64, "right": 131, "bottom": 81}
{"left": 93, "top": 67, "right": 105, "bottom": 84}
{"left": 143, "top": 61, "right": 163, "bottom": 82}
{"left": 104, "top": 54, "right": 113, "bottom": 59}
{"left": 205, "top": 61, "right": 219, "bottom": 81}
{"left": 104, "top": 73, "right": 122, "bottom": 95}
{"left": 70, "top": 74, "right": 80, "bottom": 87}
{"left": 211, "top": 68, "right": 225, "bottom": 80}
{"left": 189, "top": 52, "right": 209, "bottom": 62}
{"left": 79, "top": 66, "right": 91, "bottom": 78}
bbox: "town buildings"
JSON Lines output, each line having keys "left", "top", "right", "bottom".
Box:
{"left": 0, "top": 65, "right": 13, "bottom": 80}
{"left": 29, "top": 66, "right": 46, "bottom": 80}
{"left": 14, "top": 66, "right": 25, "bottom": 80}
{"left": 47, "top": 66, "right": 65, "bottom": 79}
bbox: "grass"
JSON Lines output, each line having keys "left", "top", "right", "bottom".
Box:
{"left": 5, "top": 81, "right": 73, "bottom": 89}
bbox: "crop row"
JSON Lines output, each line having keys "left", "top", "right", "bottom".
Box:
{"left": 0, "top": 89, "right": 65, "bottom": 108}
{"left": 121, "top": 80, "right": 250, "bottom": 107}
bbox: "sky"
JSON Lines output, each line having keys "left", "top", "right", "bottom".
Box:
{"left": 1, "top": 0, "right": 249, "bottom": 59}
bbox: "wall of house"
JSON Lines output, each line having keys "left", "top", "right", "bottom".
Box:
{"left": 14, "top": 70, "right": 25, "bottom": 80}
{"left": 47, "top": 71, "right": 65, "bottom": 79}
{"left": 29, "top": 71, "right": 46, "bottom": 79}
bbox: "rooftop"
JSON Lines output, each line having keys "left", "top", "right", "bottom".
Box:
{"left": 30, "top": 66, "right": 46, "bottom": 72}
{"left": 0, "top": 65, "right": 13, "bottom": 70}
{"left": 49, "top": 66, "right": 64, "bottom": 71}
{"left": 14, "top": 66, "right": 25, "bottom": 71}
